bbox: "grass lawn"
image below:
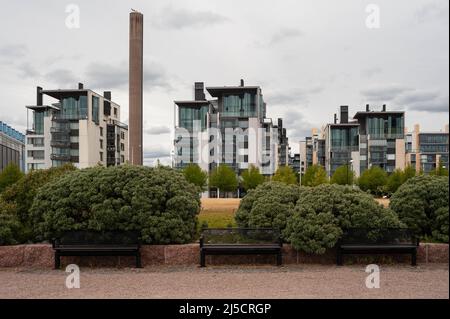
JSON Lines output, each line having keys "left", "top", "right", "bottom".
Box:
{"left": 198, "top": 198, "right": 240, "bottom": 228}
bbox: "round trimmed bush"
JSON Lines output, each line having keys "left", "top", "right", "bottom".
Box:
{"left": 284, "top": 184, "right": 403, "bottom": 254}
{"left": 30, "top": 165, "right": 200, "bottom": 244}
{"left": 390, "top": 175, "right": 448, "bottom": 241}
{"left": 235, "top": 182, "right": 302, "bottom": 232}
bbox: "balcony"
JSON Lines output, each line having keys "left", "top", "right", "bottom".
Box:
{"left": 50, "top": 153, "right": 71, "bottom": 161}
{"left": 50, "top": 140, "right": 71, "bottom": 148}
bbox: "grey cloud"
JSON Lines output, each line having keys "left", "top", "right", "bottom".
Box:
{"left": 145, "top": 125, "right": 171, "bottom": 135}
{"left": 151, "top": 6, "right": 229, "bottom": 30}
{"left": 361, "top": 84, "right": 412, "bottom": 102}
{"left": 266, "top": 87, "right": 323, "bottom": 106}
{"left": 283, "top": 110, "right": 316, "bottom": 141}
{"left": 143, "top": 145, "right": 171, "bottom": 159}
{"left": 415, "top": 1, "right": 449, "bottom": 24}
{"left": 45, "top": 69, "right": 78, "bottom": 86}
{"left": 0, "top": 44, "right": 28, "bottom": 58}
{"left": 85, "top": 61, "right": 171, "bottom": 90}
{"left": 399, "top": 90, "right": 449, "bottom": 113}
{"left": 17, "top": 62, "right": 40, "bottom": 78}
{"left": 270, "top": 28, "right": 303, "bottom": 45}
{"left": 361, "top": 67, "right": 382, "bottom": 78}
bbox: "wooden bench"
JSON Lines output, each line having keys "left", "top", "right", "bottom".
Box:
{"left": 199, "top": 228, "right": 282, "bottom": 267}
{"left": 336, "top": 228, "right": 419, "bottom": 266}
{"left": 52, "top": 230, "right": 142, "bottom": 269}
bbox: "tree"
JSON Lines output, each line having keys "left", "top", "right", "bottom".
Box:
{"left": 183, "top": 164, "right": 208, "bottom": 191}
{"left": 357, "top": 166, "right": 388, "bottom": 196}
{"left": 272, "top": 166, "right": 297, "bottom": 185}
{"left": 302, "top": 165, "right": 328, "bottom": 187}
{"left": 330, "top": 165, "right": 355, "bottom": 185}
{"left": 402, "top": 165, "right": 416, "bottom": 182}
{"left": 241, "top": 165, "right": 265, "bottom": 191}
{"left": 209, "top": 165, "right": 239, "bottom": 197}
{"left": 385, "top": 169, "right": 404, "bottom": 194}
{"left": 430, "top": 159, "right": 449, "bottom": 176}
{"left": 0, "top": 164, "right": 24, "bottom": 193}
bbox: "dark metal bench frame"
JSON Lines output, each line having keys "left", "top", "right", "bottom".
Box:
{"left": 52, "top": 231, "right": 142, "bottom": 269}
{"left": 336, "top": 228, "right": 419, "bottom": 266}
{"left": 199, "top": 228, "right": 283, "bottom": 267}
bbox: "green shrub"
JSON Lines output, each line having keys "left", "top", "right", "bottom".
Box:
{"left": 390, "top": 175, "right": 448, "bottom": 241}
{"left": 330, "top": 165, "right": 355, "bottom": 185}
{"left": 284, "top": 184, "right": 403, "bottom": 254}
{"left": 272, "top": 166, "right": 298, "bottom": 185}
{"left": 241, "top": 165, "right": 265, "bottom": 191}
{"left": 302, "top": 165, "right": 328, "bottom": 187}
{"left": 235, "top": 182, "right": 301, "bottom": 232}
{"left": 0, "top": 201, "right": 22, "bottom": 245}
{"left": 30, "top": 165, "right": 200, "bottom": 244}
{"left": 432, "top": 207, "right": 449, "bottom": 243}
{"left": 183, "top": 164, "right": 208, "bottom": 191}
{"left": 0, "top": 164, "right": 76, "bottom": 244}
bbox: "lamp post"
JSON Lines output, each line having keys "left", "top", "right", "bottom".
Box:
{"left": 347, "top": 159, "right": 354, "bottom": 185}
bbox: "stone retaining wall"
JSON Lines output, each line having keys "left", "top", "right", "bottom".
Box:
{"left": 0, "top": 243, "right": 447, "bottom": 268}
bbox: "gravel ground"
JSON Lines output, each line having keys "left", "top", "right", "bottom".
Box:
{"left": 0, "top": 264, "right": 448, "bottom": 299}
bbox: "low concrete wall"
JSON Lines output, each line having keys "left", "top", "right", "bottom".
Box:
{"left": 0, "top": 243, "right": 447, "bottom": 268}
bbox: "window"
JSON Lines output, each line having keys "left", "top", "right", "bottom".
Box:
{"left": 121, "top": 131, "right": 125, "bottom": 139}
{"left": 114, "top": 107, "right": 117, "bottom": 116}
{"left": 120, "top": 143, "right": 124, "bottom": 151}
{"left": 121, "top": 155, "right": 125, "bottom": 163}
{"left": 33, "top": 111, "right": 44, "bottom": 134}
{"left": 92, "top": 96, "right": 100, "bottom": 124}
{"left": 100, "top": 127, "right": 103, "bottom": 137}
{"left": 100, "top": 139, "right": 103, "bottom": 149}
{"left": 99, "top": 152, "right": 103, "bottom": 161}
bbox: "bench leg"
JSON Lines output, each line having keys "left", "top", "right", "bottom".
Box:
{"left": 411, "top": 250, "right": 417, "bottom": 266}
{"left": 277, "top": 252, "right": 282, "bottom": 266}
{"left": 54, "top": 252, "right": 60, "bottom": 269}
{"left": 200, "top": 250, "right": 206, "bottom": 267}
{"left": 136, "top": 252, "right": 142, "bottom": 268}
{"left": 336, "top": 250, "right": 343, "bottom": 266}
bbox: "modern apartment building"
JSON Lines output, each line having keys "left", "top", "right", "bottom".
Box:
{"left": 324, "top": 106, "right": 360, "bottom": 177}
{"left": 174, "top": 80, "right": 288, "bottom": 195}
{"left": 405, "top": 124, "right": 449, "bottom": 173}
{"left": 301, "top": 104, "right": 406, "bottom": 177}
{"left": 25, "top": 84, "right": 128, "bottom": 171}
{"left": 354, "top": 104, "right": 405, "bottom": 174}
{"left": 0, "top": 121, "right": 25, "bottom": 172}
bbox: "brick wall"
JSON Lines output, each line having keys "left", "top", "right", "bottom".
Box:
{"left": 0, "top": 243, "right": 448, "bottom": 268}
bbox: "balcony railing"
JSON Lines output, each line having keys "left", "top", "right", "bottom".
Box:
{"left": 50, "top": 153, "right": 71, "bottom": 161}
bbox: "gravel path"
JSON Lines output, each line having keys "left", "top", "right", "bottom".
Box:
{"left": 0, "top": 264, "right": 448, "bottom": 299}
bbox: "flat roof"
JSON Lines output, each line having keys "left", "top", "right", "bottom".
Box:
{"left": 174, "top": 100, "right": 210, "bottom": 107}
{"left": 206, "top": 86, "right": 259, "bottom": 97}
{"left": 327, "top": 122, "right": 360, "bottom": 127}
{"left": 41, "top": 89, "right": 119, "bottom": 105}
{"left": 353, "top": 111, "right": 404, "bottom": 119}
{"left": 26, "top": 104, "right": 60, "bottom": 111}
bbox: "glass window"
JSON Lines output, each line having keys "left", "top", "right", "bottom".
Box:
{"left": 222, "top": 93, "right": 256, "bottom": 117}
{"left": 92, "top": 96, "right": 99, "bottom": 124}
{"left": 34, "top": 111, "right": 44, "bottom": 134}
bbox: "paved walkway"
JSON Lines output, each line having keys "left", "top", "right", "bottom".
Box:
{"left": 0, "top": 264, "right": 448, "bottom": 299}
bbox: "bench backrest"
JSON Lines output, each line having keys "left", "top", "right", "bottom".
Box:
{"left": 200, "top": 228, "right": 281, "bottom": 246}
{"left": 339, "top": 228, "right": 419, "bottom": 246}
{"left": 53, "top": 230, "right": 140, "bottom": 247}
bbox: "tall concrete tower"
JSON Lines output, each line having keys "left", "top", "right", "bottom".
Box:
{"left": 129, "top": 10, "right": 143, "bottom": 165}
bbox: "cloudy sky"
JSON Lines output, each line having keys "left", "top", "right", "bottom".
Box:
{"left": 0, "top": 0, "right": 448, "bottom": 166}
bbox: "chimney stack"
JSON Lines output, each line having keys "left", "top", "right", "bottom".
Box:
{"left": 366, "top": 104, "right": 370, "bottom": 112}
{"left": 240, "top": 79, "right": 244, "bottom": 87}
{"left": 194, "top": 82, "right": 206, "bottom": 100}
{"left": 340, "top": 105, "right": 348, "bottom": 124}
{"left": 103, "top": 91, "right": 111, "bottom": 116}
{"left": 382, "top": 104, "right": 386, "bottom": 112}
{"left": 36, "top": 86, "right": 43, "bottom": 106}
{"left": 78, "top": 83, "right": 84, "bottom": 89}
{"left": 129, "top": 10, "right": 144, "bottom": 165}
{"left": 334, "top": 114, "right": 338, "bottom": 124}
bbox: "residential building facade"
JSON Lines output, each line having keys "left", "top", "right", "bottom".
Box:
{"left": 405, "top": 124, "right": 449, "bottom": 173}
{"left": 173, "top": 80, "right": 288, "bottom": 196}
{"left": 0, "top": 121, "right": 25, "bottom": 172}
{"left": 25, "top": 84, "right": 128, "bottom": 171}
